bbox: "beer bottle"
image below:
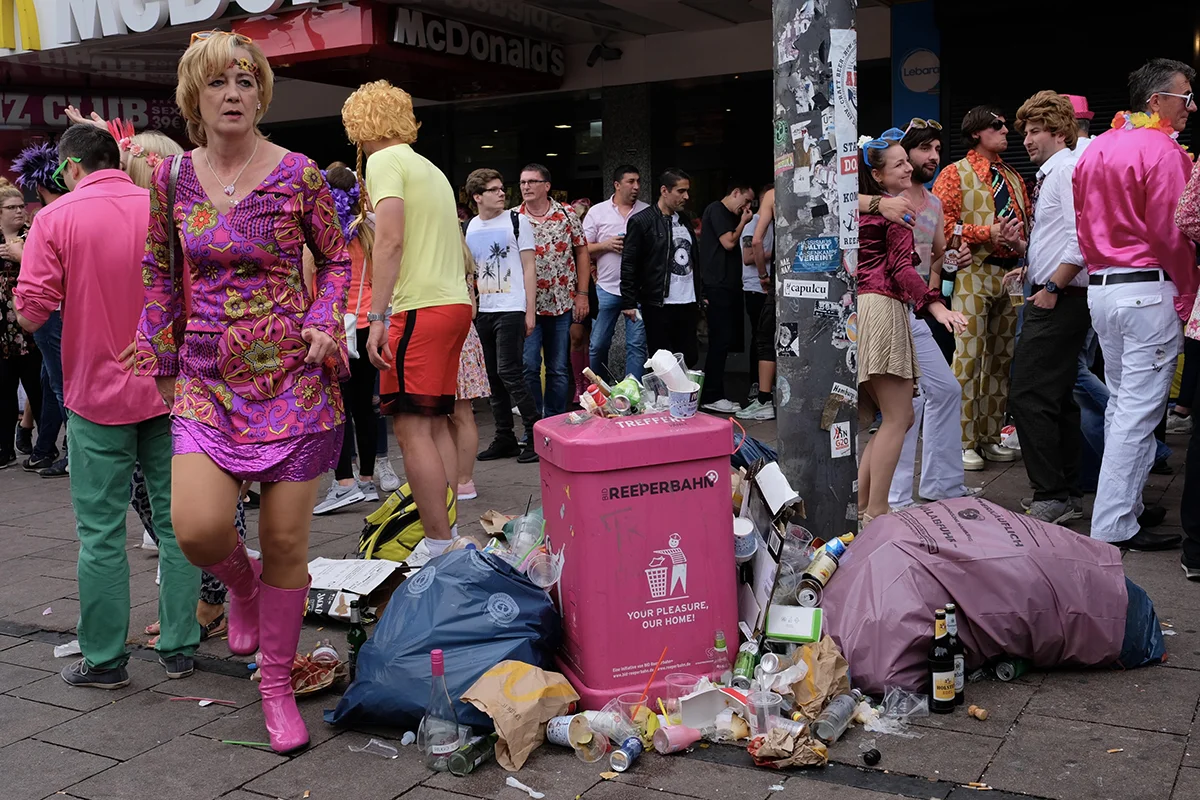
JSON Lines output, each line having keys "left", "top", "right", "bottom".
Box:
{"left": 944, "top": 603, "right": 966, "bottom": 706}
{"left": 928, "top": 609, "right": 955, "bottom": 714}
{"left": 942, "top": 217, "right": 964, "bottom": 298}
{"left": 347, "top": 600, "right": 368, "bottom": 682}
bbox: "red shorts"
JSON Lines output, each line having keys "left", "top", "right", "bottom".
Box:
{"left": 380, "top": 304, "right": 472, "bottom": 416}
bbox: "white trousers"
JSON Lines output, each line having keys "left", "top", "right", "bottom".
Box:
{"left": 1088, "top": 278, "right": 1181, "bottom": 542}
{"left": 889, "top": 311, "right": 968, "bottom": 507}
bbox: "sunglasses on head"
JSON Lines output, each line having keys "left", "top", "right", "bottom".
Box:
{"left": 905, "top": 118, "right": 943, "bottom": 135}
{"left": 861, "top": 138, "right": 892, "bottom": 166}
{"left": 190, "top": 30, "right": 253, "bottom": 46}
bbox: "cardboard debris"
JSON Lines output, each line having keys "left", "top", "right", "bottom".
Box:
{"left": 480, "top": 510, "right": 514, "bottom": 536}
{"left": 748, "top": 728, "right": 828, "bottom": 768}
{"left": 790, "top": 636, "right": 851, "bottom": 719}
{"left": 306, "top": 557, "right": 406, "bottom": 621}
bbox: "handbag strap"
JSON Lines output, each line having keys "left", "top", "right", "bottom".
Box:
{"left": 167, "top": 154, "right": 182, "bottom": 291}
{"left": 352, "top": 259, "right": 366, "bottom": 317}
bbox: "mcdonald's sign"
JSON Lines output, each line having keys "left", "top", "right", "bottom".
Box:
{"left": 0, "top": 0, "right": 39, "bottom": 51}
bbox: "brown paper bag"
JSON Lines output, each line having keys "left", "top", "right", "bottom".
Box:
{"left": 462, "top": 660, "right": 580, "bottom": 771}
{"left": 748, "top": 728, "right": 828, "bottom": 768}
{"left": 789, "top": 635, "right": 851, "bottom": 719}
{"left": 479, "top": 510, "right": 514, "bottom": 537}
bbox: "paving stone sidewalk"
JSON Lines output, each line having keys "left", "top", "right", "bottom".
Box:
{"left": 1, "top": 412, "right": 1196, "bottom": 800}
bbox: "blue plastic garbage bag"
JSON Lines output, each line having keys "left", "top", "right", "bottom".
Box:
{"left": 325, "top": 548, "right": 561, "bottom": 731}
{"left": 1117, "top": 577, "right": 1166, "bottom": 668}
{"left": 732, "top": 431, "right": 777, "bottom": 469}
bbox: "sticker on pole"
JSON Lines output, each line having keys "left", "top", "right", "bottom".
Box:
{"left": 830, "top": 421, "right": 852, "bottom": 459}
{"left": 783, "top": 279, "right": 828, "bottom": 299}
{"left": 791, "top": 236, "right": 840, "bottom": 273}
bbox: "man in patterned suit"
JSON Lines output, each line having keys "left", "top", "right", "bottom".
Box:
{"left": 932, "top": 105, "right": 1030, "bottom": 472}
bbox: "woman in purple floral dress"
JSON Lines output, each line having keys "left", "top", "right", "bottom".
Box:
{"left": 133, "top": 33, "right": 349, "bottom": 754}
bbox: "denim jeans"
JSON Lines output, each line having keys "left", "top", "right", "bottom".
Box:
{"left": 589, "top": 287, "right": 646, "bottom": 383}
{"left": 31, "top": 310, "right": 64, "bottom": 459}
{"left": 524, "top": 311, "right": 572, "bottom": 418}
{"left": 478, "top": 311, "right": 539, "bottom": 441}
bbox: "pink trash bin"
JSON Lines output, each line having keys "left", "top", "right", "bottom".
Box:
{"left": 534, "top": 411, "right": 738, "bottom": 710}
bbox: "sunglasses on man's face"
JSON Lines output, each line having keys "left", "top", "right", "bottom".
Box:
{"left": 51, "top": 156, "right": 81, "bottom": 183}
{"left": 988, "top": 118, "right": 1008, "bottom": 132}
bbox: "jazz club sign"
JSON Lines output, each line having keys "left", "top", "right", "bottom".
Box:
{"left": 0, "top": 92, "right": 181, "bottom": 130}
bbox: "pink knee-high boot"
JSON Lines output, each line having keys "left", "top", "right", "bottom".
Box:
{"left": 571, "top": 349, "right": 589, "bottom": 404}
{"left": 201, "top": 543, "right": 261, "bottom": 655}
{"left": 257, "top": 578, "right": 310, "bottom": 754}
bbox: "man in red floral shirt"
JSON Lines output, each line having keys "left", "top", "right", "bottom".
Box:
{"left": 517, "top": 163, "right": 590, "bottom": 419}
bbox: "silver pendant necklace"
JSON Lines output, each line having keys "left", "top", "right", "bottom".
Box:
{"left": 205, "top": 138, "right": 260, "bottom": 201}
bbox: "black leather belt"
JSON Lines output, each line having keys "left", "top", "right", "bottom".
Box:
{"left": 1031, "top": 283, "right": 1088, "bottom": 298}
{"left": 984, "top": 256, "right": 1019, "bottom": 268}
{"left": 1088, "top": 270, "right": 1169, "bottom": 286}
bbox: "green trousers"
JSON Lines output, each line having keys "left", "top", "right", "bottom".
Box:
{"left": 68, "top": 413, "right": 200, "bottom": 671}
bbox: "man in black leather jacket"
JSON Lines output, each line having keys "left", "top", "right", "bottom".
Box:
{"left": 619, "top": 168, "right": 704, "bottom": 366}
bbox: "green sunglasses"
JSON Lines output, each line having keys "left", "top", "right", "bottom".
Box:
{"left": 51, "top": 156, "right": 81, "bottom": 184}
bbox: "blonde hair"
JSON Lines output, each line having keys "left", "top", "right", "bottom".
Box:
{"left": 176, "top": 34, "right": 274, "bottom": 148}
{"left": 1015, "top": 91, "right": 1079, "bottom": 149}
{"left": 0, "top": 184, "right": 22, "bottom": 204}
{"left": 343, "top": 81, "right": 422, "bottom": 239}
{"left": 126, "top": 131, "right": 183, "bottom": 190}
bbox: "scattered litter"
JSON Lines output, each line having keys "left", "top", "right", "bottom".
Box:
{"left": 169, "top": 696, "right": 238, "bottom": 708}
{"left": 862, "top": 748, "right": 881, "bottom": 766}
{"left": 53, "top": 640, "right": 81, "bottom": 658}
{"left": 303, "top": 792, "right": 311, "bottom": 799}
{"left": 221, "top": 740, "right": 272, "bottom": 749}
{"left": 505, "top": 776, "right": 546, "bottom": 798}
{"left": 247, "top": 662, "right": 257, "bottom": 671}
{"left": 967, "top": 705, "right": 989, "bottom": 721}
{"left": 966, "top": 782, "right": 993, "bottom": 790}
{"left": 400, "top": 731, "right": 416, "bottom": 746}
{"left": 768, "top": 785, "right": 785, "bottom": 792}
{"left": 1162, "top": 622, "right": 1174, "bottom": 628}
{"left": 1107, "top": 748, "right": 1124, "bottom": 754}
{"left": 1163, "top": 630, "right": 1178, "bottom": 636}
{"left": 42, "top": 607, "right": 52, "bottom": 615}
{"left": 599, "top": 772, "right": 619, "bottom": 780}
{"left": 348, "top": 738, "right": 399, "bottom": 759}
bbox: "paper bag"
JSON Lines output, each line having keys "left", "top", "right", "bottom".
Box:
{"left": 789, "top": 635, "right": 850, "bottom": 719}
{"left": 462, "top": 660, "right": 579, "bottom": 771}
{"left": 748, "top": 728, "right": 828, "bottom": 768}
{"left": 479, "top": 510, "right": 514, "bottom": 537}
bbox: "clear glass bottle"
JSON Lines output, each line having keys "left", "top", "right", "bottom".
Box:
{"left": 418, "top": 649, "right": 463, "bottom": 771}
{"left": 711, "top": 630, "right": 733, "bottom": 686}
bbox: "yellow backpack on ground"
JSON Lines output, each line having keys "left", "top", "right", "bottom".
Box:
{"left": 358, "top": 482, "right": 457, "bottom": 561}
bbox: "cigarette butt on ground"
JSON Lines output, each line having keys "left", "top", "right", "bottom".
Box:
{"left": 1108, "top": 748, "right": 1124, "bottom": 754}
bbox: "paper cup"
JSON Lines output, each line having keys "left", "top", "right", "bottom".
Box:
{"left": 547, "top": 714, "right": 580, "bottom": 747}
{"left": 668, "top": 380, "right": 700, "bottom": 419}
{"left": 733, "top": 517, "right": 757, "bottom": 562}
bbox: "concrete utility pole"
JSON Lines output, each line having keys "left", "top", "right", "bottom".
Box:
{"left": 771, "top": 0, "right": 859, "bottom": 536}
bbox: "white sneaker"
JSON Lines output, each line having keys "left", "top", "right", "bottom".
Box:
{"left": 1167, "top": 413, "right": 1194, "bottom": 435}
{"left": 735, "top": 399, "right": 776, "bottom": 420}
{"left": 141, "top": 530, "right": 158, "bottom": 553}
{"left": 358, "top": 479, "right": 379, "bottom": 502}
{"left": 155, "top": 562, "right": 160, "bottom": 586}
{"left": 982, "top": 443, "right": 1019, "bottom": 462}
{"left": 313, "top": 482, "right": 366, "bottom": 515}
{"left": 962, "top": 449, "right": 984, "bottom": 471}
{"left": 375, "top": 459, "right": 401, "bottom": 493}
{"left": 702, "top": 399, "right": 742, "bottom": 414}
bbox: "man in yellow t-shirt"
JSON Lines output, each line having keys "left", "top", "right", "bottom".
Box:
{"left": 342, "top": 80, "right": 471, "bottom": 556}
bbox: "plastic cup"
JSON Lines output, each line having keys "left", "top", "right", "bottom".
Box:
{"left": 525, "top": 552, "right": 561, "bottom": 588}
{"left": 616, "top": 691, "right": 648, "bottom": 730}
{"left": 572, "top": 726, "right": 610, "bottom": 763}
{"left": 664, "top": 672, "right": 701, "bottom": 724}
{"left": 746, "top": 691, "right": 784, "bottom": 736}
{"left": 669, "top": 380, "right": 700, "bottom": 419}
{"left": 1005, "top": 274, "right": 1025, "bottom": 307}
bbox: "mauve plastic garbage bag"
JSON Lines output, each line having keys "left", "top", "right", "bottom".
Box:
{"left": 822, "top": 498, "right": 1151, "bottom": 696}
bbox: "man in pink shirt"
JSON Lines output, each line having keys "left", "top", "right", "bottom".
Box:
{"left": 1074, "top": 58, "right": 1198, "bottom": 551}
{"left": 14, "top": 124, "right": 200, "bottom": 689}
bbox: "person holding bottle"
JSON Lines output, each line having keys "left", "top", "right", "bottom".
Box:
{"left": 857, "top": 136, "right": 968, "bottom": 524}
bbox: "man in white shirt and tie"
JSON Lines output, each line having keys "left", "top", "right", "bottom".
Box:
{"left": 1008, "top": 91, "right": 1091, "bottom": 524}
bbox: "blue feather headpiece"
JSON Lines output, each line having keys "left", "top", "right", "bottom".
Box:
{"left": 321, "top": 169, "right": 360, "bottom": 242}
{"left": 12, "top": 141, "right": 65, "bottom": 194}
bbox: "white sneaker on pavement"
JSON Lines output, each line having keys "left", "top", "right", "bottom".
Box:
{"left": 313, "top": 482, "right": 366, "bottom": 515}
{"left": 962, "top": 449, "right": 984, "bottom": 471}
{"left": 735, "top": 399, "right": 776, "bottom": 420}
{"left": 375, "top": 459, "right": 401, "bottom": 494}
{"left": 702, "top": 399, "right": 742, "bottom": 414}
{"left": 141, "top": 530, "right": 158, "bottom": 553}
{"left": 358, "top": 479, "right": 379, "bottom": 502}
{"left": 1167, "top": 413, "right": 1194, "bottom": 434}
{"left": 982, "top": 443, "right": 1019, "bottom": 462}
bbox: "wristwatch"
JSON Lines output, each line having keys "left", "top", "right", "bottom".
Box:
{"left": 366, "top": 311, "right": 389, "bottom": 323}
{"left": 1044, "top": 281, "right": 1059, "bottom": 295}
